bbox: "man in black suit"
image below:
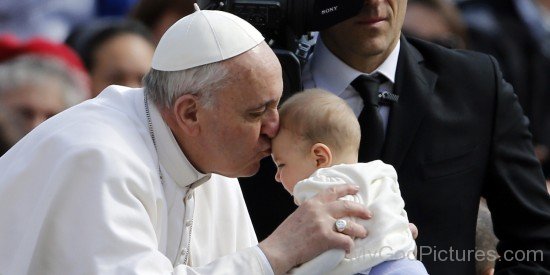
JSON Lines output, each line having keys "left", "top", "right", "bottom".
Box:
{"left": 458, "top": 0, "right": 550, "bottom": 179}
{"left": 240, "top": 0, "right": 550, "bottom": 274}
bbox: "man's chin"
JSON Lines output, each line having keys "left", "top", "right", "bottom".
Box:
{"left": 221, "top": 155, "right": 272, "bottom": 178}
{"left": 219, "top": 163, "right": 261, "bottom": 179}
{"left": 238, "top": 164, "right": 261, "bottom": 178}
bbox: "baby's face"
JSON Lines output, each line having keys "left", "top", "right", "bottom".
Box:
{"left": 271, "top": 129, "right": 318, "bottom": 194}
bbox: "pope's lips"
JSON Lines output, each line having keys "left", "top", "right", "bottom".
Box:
{"left": 260, "top": 147, "right": 272, "bottom": 156}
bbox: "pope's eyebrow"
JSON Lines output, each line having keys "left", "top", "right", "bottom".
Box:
{"left": 247, "top": 99, "right": 279, "bottom": 112}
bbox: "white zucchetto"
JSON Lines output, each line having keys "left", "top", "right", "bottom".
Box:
{"left": 151, "top": 4, "right": 265, "bottom": 71}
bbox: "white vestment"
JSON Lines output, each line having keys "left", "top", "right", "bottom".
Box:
{"left": 0, "top": 85, "right": 272, "bottom": 275}
{"left": 290, "top": 161, "right": 416, "bottom": 275}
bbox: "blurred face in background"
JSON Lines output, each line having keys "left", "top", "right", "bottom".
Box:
{"left": 0, "top": 83, "right": 65, "bottom": 134}
{"left": 403, "top": 0, "right": 467, "bottom": 49}
{"left": 90, "top": 33, "right": 155, "bottom": 96}
{"left": 536, "top": 0, "right": 550, "bottom": 9}
{"left": 404, "top": 3, "right": 451, "bottom": 41}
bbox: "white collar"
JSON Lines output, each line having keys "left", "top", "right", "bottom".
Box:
{"left": 309, "top": 36, "right": 400, "bottom": 94}
{"left": 145, "top": 93, "right": 211, "bottom": 189}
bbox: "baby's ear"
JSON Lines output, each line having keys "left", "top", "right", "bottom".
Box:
{"left": 311, "top": 143, "right": 332, "bottom": 168}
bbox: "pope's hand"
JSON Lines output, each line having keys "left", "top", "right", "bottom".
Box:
{"left": 259, "top": 184, "right": 372, "bottom": 275}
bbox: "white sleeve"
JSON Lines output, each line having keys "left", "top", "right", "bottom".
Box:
{"left": 2, "top": 145, "right": 272, "bottom": 275}
{"left": 174, "top": 246, "right": 274, "bottom": 275}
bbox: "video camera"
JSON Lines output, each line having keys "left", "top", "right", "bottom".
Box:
{"left": 203, "top": 0, "right": 364, "bottom": 97}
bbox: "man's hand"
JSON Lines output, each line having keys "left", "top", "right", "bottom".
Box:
{"left": 259, "top": 184, "right": 372, "bottom": 275}
{"left": 409, "top": 223, "right": 418, "bottom": 239}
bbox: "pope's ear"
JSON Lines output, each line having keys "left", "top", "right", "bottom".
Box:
{"left": 311, "top": 143, "right": 332, "bottom": 168}
{"left": 172, "top": 94, "right": 200, "bottom": 136}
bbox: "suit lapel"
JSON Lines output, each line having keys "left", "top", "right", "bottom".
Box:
{"left": 381, "top": 37, "right": 437, "bottom": 170}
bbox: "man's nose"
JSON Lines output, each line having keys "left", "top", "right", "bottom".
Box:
{"left": 261, "top": 109, "right": 279, "bottom": 138}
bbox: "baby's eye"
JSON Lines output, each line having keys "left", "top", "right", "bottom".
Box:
{"left": 277, "top": 163, "right": 285, "bottom": 169}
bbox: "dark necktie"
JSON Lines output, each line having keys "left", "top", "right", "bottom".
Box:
{"left": 351, "top": 75, "right": 385, "bottom": 161}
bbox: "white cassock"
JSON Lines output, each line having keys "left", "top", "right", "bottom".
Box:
{"left": 290, "top": 161, "right": 416, "bottom": 275}
{"left": 0, "top": 85, "right": 273, "bottom": 275}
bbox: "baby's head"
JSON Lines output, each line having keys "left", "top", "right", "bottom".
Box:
{"left": 271, "top": 89, "right": 360, "bottom": 193}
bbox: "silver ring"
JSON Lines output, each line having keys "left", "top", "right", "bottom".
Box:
{"left": 335, "top": 219, "right": 347, "bottom": 233}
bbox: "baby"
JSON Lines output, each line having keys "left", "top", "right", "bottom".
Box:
{"left": 271, "top": 89, "right": 428, "bottom": 275}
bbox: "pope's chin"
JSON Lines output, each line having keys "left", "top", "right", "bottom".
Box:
{"left": 239, "top": 164, "right": 262, "bottom": 178}
{"left": 213, "top": 157, "right": 261, "bottom": 178}
{"left": 217, "top": 149, "right": 271, "bottom": 178}
{"left": 221, "top": 163, "right": 261, "bottom": 178}
{"left": 238, "top": 153, "right": 275, "bottom": 178}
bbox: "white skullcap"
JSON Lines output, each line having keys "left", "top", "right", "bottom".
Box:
{"left": 151, "top": 4, "right": 264, "bottom": 71}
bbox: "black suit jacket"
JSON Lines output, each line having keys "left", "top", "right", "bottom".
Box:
{"left": 459, "top": 0, "right": 550, "bottom": 178}
{"left": 239, "top": 37, "right": 550, "bottom": 274}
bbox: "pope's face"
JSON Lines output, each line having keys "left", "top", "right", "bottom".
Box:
{"left": 320, "top": 0, "right": 407, "bottom": 72}
{"left": 197, "top": 43, "right": 283, "bottom": 177}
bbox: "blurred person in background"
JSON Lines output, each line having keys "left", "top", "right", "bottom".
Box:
{"left": 475, "top": 199, "right": 499, "bottom": 275}
{"left": 0, "top": 0, "right": 95, "bottom": 42}
{"left": 458, "top": 0, "right": 550, "bottom": 180}
{"left": 0, "top": 36, "right": 89, "bottom": 139}
{"left": 96, "top": 0, "right": 139, "bottom": 17}
{"left": 0, "top": 108, "right": 22, "bottom": 156}
{"left": 128, "top": 0, "right": 196, "bottom": 44}
{"left": 0, "top": 0, "right": 140, "bottom": 42}
{"left": 67, "top": 19, "right": 155, "bottom": 97}
{"left": 403, "top": 0, "right": 469, "bottom": 49}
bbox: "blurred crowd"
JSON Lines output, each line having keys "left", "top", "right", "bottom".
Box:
{"left": 0, "top": 0, "right": 197, "bottom": 154}
{"left": 403, "top": 0, "right": 550, "bottom": 184}
{"left": 0, "top": 0, "right": 549, "bottom": 273}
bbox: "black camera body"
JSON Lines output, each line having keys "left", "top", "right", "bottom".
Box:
{"left": 223, "top": 1, "right": 286, "bottom": 46}
{"left": 205, "top": 0, "right": 363, "bottom": 97}
{"left": 215, "top": 0, "right": 363, "bottom": 47}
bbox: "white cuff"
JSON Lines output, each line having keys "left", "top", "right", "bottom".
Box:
{"left": 253, "top": 245, "right": 275, "bottom": 275}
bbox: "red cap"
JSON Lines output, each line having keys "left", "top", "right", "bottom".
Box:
{"left": 0, "top": 34, "right": 87, "bottom": 74}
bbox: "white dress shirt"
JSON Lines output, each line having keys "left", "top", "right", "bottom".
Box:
{"left": 302, "top": 36, "right": 401, "bottom": 133}
{"left": 0, "top": 85, "right": 273, "bottom": 275}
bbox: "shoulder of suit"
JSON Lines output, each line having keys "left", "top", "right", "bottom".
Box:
{"left": 406, "top": 36, "right": 499, "bottom": 82}
{"left": 407, "top": 36, "right": 495, "bottom": 67}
